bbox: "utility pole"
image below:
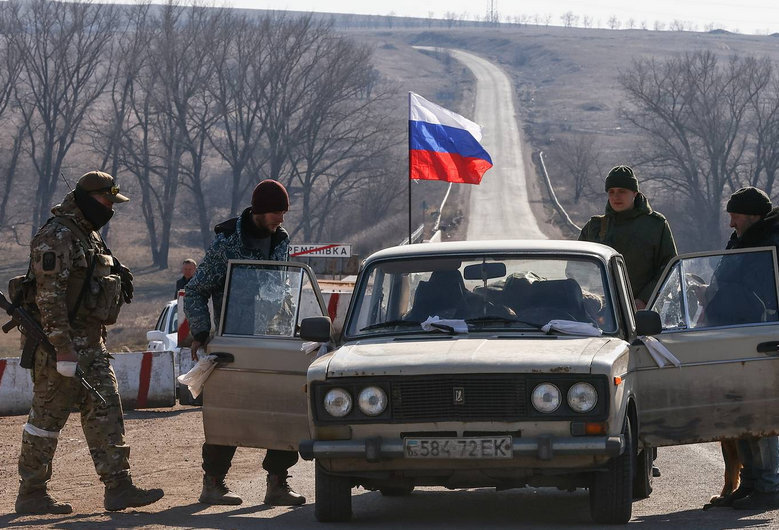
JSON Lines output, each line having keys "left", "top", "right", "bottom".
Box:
{"left": 487, "top": 0, "right": 498, "bottom": 25}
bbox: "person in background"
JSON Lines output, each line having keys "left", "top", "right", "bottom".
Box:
{"left": 184, "top": 179, "right": 305, "bottom": 507}
{"left": 578, "top": 164, "right": 677, "bottom": 478}
{"left": 578, "top": 165, "right": 677, "bottom": 309}
{"left": 15, "top": 171, "right": 164, "bottom": 514}
{"left": 175, "top": 258, "right": 197, "bottom": 299}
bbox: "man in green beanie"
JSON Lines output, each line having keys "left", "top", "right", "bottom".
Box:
{"left": 578, "top": 165, "right": 677, "bottom": 309}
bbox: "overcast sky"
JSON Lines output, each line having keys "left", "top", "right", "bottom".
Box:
{"left": 226, "top": 0, "right": 779, "bottom": 35}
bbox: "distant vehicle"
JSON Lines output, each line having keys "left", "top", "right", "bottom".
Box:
{"left": 201, "top": 241, "right": 779, "bottom": 524}
{"left": 147, "top": 299, "right": 201, "bottom": 405}
{"left": 146, "top": 299, "right": 178, "bottom": 354}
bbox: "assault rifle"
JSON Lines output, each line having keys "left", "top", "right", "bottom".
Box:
{"left": 0, "top": 290, "right": 107, "bottom": 406}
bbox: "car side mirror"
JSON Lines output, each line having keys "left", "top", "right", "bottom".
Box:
{"left": 146, "top": 330, "right": 166, "bottom": 342}
{"left": 635, "top": 310, "right": 662, "bottom": 336}
{"left": 300, "top": 316, "right": 332, "bottom": 342}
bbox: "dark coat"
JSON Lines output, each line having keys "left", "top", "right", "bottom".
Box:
{"left": 706, "top": 207, "right": 779, "bottom": 326}
{"left": 183, "top": 208, "right": 289, "bottom": 340}
{"left": 579, "top": 193, "right": 677, "bottom": 303}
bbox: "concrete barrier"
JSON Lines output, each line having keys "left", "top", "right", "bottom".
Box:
{"left": 0, "top": 350, "right": 176, "bottom": 416}
{"left": 112, "top": 351, "right": 176, "bottom": 409}
{"left": 0, "top": 357, "right": 34, "bottom": 415}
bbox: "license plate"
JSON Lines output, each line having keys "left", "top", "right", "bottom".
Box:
{"left": 404, "top": 436, "right": 513, "bottom": 459}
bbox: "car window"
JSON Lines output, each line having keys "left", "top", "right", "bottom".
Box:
{"left": 221, "top": 262, "right": 322, "bottom": 338}
{"left": 650, "top": 248, "right": 779, "bottom": 330}
{"left": 346, "top": 254, "right": 616, "bottom": 336}
{"left": 155, "top": 306, "right": 168, "bottom": 332}
{"left": 169, "top": 307, "right": 178, "bottom": 335}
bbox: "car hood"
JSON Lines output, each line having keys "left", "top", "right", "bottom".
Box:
{"left": 325, "top": 336, "right": 620, "bottom": 377}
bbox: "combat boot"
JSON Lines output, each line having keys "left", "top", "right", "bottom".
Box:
{"left": 104, "top": 480, "right": 164, "bottom": 512}
{"left": 264, "top": 474, "right": 306, "bottom": 506}
{"left": 198, "top": 474, "right": 242, "bottom": 505}
{"left": 15, "top": 488, "right": 73, "bottom": 515}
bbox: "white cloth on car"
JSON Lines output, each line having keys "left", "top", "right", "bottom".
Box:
{"left": 640, "top": 335, "right": 681, "bottom": 367}
{"left": 541, "top": 320, "right": 602, "bottom": 336}
{"left": 421, "top": 316, "right": 469, "bottom": 334}
{"left": 177, "top": 354, "right": 218, "bottom": 398}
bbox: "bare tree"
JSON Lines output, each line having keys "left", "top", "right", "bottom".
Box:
{"left": 549, "top": 134, "right": 601, "bottom": 203}
{"left": 8, "top": 0, "right": 117, "bottom": 233}
{"left": 746, "top": 65, "right": 779, "bottom": 195}
{"left": 560, "top": 12, "right": 578, "bottom": 28}
{"left": 620, "top": 52, "right": 770, "bottom": 248}
{"left": 282, "top": 40, "right": 401, "bottom": 241}
{"left": 0, "top": 2, "right": 25, "bottom": 230}
{"left": 206, "top": 13, "right": 273, "bottom": 216}
{"left": 608, "top": 16, "right": 621, "bottom": 30}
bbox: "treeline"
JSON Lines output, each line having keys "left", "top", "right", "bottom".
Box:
{"left": 0, "top": 0, "right": 404, "bottom": 268}
{"left": 548, "top": 51, "right": 779, "bottom": 250}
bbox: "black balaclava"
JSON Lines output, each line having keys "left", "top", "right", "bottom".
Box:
{"left": 74, "top": 185, "right": 114, "bottom": 230}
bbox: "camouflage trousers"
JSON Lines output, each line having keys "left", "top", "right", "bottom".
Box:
{"left": 18, "top": 336, "right": 130, "bottom": 493}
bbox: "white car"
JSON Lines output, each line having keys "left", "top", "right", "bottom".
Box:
{"left": 200, "top": 241, "right": 779, "bottom": 524}
{"left": 147, "top": 299, "right": 178, "bottom": 353}
{"left": 147, "top": 299, "right": 201, "bottom": 405}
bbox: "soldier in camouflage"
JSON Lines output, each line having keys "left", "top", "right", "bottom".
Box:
{"left": 184, "top": 179, "right": 305, "bottom": 507}
{"left": 15, "top": 171, "right": 164, "bottom": 515}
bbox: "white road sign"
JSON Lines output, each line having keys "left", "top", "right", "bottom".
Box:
{"left": 289, "top": 244, "right": 352, "bottom": 258}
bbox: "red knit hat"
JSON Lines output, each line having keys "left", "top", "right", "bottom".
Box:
{"left": 251, "top": 179, "right": 289, "bottom": 214}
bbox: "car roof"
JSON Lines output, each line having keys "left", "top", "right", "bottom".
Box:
{"left": 364, "top": 239, "right": 619, "bottom": 265}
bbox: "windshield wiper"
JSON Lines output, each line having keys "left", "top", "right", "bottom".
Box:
{"left": 360, "top": 319, "right": 422, "bottom": 331}
{"left": 464, "top": 316, "right": 543, "bottom": 329}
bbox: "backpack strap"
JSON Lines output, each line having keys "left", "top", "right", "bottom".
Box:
{"left": 598, "top": 216, "right": 609, "bottom": 242}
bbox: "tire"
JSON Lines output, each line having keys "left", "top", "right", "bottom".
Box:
{"left": 379, "top": 485, "right": 414, "bottom": 496}
{"left": 315, "top": 461, "right": 352, "bottom": 522}
{"left": 590, "top": 417, "right": 634, "bottom": 524}
{"left": 633, "top": 448, "right": 653, "bottom": 499}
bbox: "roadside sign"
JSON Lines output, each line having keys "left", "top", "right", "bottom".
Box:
{"left": 290, "top": 244, "right": 352, "bottom": 258}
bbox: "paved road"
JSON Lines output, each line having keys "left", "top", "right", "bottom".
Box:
{"left": 414, "top": 47, "right": 545, "bottom": 240}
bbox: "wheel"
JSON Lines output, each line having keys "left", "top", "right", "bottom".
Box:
{"left": 633, "top": 447, "right": 653, "bottom": 499}
{"left": 590, "top": 417, "right": 634, "bottom": 524}
{"left": 379, "top": 484, "right": 414, "bottom": 496}
{"left": 315, "top": 461, "right": 352, "bottom": 522}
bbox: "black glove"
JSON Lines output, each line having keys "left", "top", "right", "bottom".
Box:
{"left": 112, "top": 259, "right": 134, "bottom": 304}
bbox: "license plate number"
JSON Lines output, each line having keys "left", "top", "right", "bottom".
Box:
{"left": 404, "top": 436, "right": 513, "bottom": 459}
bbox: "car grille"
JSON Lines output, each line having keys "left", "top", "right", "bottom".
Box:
{"left": 391, "top": 375, "right": 527, "bottom": 421}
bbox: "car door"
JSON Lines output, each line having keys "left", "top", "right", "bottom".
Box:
{"left": 202, "top": 260, "right": 328, "bottom": 450}
{"left": 634, "top": 247, "right": 779, "bottom": 447}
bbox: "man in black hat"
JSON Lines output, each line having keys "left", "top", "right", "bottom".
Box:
{"left": 184, "top": 179, "right": 305, "bottom": 507}
{"left": 579, "top": 165, "right": 677, "bottom": 309}
{"left": 708, "top": 186, "right": 779, "bottom": 510}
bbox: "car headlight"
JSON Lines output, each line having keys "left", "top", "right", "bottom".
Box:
{"left": 531, "top": 383, "right": 561, "bottom": 413}
{"left": 567, "top": 382, "right": 598, "bottom": 413}
{"left": 323, "top": 388, "right": 352, "bottom": 417}
{"left": 358, "top": 386, "right": 388, "bottom": 416}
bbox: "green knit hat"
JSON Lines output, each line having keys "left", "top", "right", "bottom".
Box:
{"left": 605, "top": 165, "right": 639, "bottom": 192}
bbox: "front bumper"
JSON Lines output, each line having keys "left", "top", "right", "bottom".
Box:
{"left": 299, "top": 435, "right": 624, "bottom": 462}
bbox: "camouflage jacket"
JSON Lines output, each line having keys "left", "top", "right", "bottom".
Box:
{"left": 30, "top": 192, "right": 116, "bottom": 353}
{"left": 184, "top": 208, "right": 290, "bottom": 339}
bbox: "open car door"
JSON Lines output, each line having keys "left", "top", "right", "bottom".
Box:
{"left": 635, "top": 247, "right": 779, "bottom": 447}
{"left": 202, "top": 260, "right": 328, "bottom": 450}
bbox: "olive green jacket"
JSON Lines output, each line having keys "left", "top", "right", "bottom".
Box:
{"left": 579, "top": 193, "right": 677, "bottom": 303}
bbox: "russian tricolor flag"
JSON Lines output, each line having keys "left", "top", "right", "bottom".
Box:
{"left": 409, "top": 92, "right": 493, "bottom": 185}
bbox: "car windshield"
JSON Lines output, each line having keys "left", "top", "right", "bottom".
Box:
{"left": 345, "top": 253, "right": 616, "bottom": 337}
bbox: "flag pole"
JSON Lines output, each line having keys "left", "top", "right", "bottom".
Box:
{"left": 408, "top": 91, "right": 412, "bottom": 244}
